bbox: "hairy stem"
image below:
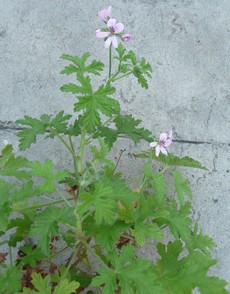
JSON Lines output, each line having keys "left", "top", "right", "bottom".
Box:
{"left": 68, "top": 135, "right": 78, "bottom": 175}
{"left": 77, "top": 125, "right": 87, "bottom": 175}
{"left": 13, "top": 197, "right": 74, "bottom": 213}
{"left": 109, "top": 44, "right": 112, "bottom": 78}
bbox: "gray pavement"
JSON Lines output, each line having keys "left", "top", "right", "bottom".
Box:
{"left": 0, "top": 0, "right": 230, "bottom": 288}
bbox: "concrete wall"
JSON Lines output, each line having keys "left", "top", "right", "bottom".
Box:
{"left": 0, "top": 0, "right": 229, "bottom": 287}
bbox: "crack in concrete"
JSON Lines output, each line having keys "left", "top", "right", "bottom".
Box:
{"left": 173, "top": 139, "right": 212, "bottom": 145}
{"left": 0, "top": 121, "right": 24, "bottom": 131}
{"left": 0, "top": 122, "right": 229, "bottom": 146}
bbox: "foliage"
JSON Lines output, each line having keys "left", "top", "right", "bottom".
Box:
{"left": 0, "top": 6, "right": 228, "bottom": 294}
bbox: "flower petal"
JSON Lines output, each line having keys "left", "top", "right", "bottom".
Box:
{"left": 104, "top": 37, "right": 112, "bottom": 48}
{"left": 122, "top": 34, "right": 132, "bottom": 42}
{"left": 160, "top": 146, "right": 168, "bottom": 155}
{"left": 98, "top": 6, "right": 112, "bottom": 22}
{"left": 111, "top": 36, "right": 118, "bottom": 48}
{"left": 163, "top": 139, "right": 172, "bottom": 147}
{"left": 107, "top": 18, "right": 116, "bottom": 29}
{"left": 149, "top": 141, "right": 158, "bottom": 148}
{"left": 107, "top": 6, "right": 112, "bottom": 17}
{"left": 168, "top": 129, "right": 173, "bottom": 139}
{"left": 159, "top": 132, "right": 167, "bottom": 142}
{"left": 155, "top": 145, "right": 161, "bottom": 157}
{"left": 96, "top": 29, "right": 110, "bottom": 38}
{"left": 114, "top": 22, "right": 124, "bottom": 34}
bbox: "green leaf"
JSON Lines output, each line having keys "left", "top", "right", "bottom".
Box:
{"left": 114, "top": 114, "right": 151, "bottom": 144}
{"left": 60, "top": 74, "right": 92, "bottom": 95}
{"left": 0, "top": 265, "right": 22, "bottom": 293}
{"left": 132, "top": 222, "right": 164, "bottom": 246}
{"left": 16, "top": 112, "right": 71, "bottom": 150}
{"left": 7, "top": 216, "right": 33, "bottom": 247}
{"left": 158, "top": 201, "right": 192, "bottom": 242}
{"left": 0, "top": 202, "right": 12, "bottom": 232}
{"left": 30, "top": 273, "right": 51, "bottom": 293}
{"left": 29, "top": 207, "right": 73, "bottom": 254}
{"left": 143, "top": 163, "right": 167, "bottom": 203}
{"left": 94, "top": 126, "right": 118, "bottom": 150}
{"left": 0, "top": 145, "right": 30, "bottom": 179}
{"left": 54, "top": 279, "right": 80, "bottom": 294}
{"left": 187, "top": 223, "right": 214, "bottom": 255}
{"left": 16, "top": 115, "right": 50, "bottom": 150}
{"left": 49, "top": 111, "right": 72, "bottom": 135}
{"left": 134, "top": 151, "right": 207, "bottom": 170}
{"left": 92, "top": 245, "right": 165, "bottom": 294}
{"left": 114, "top": 45, "right": 152, "bottom": 88}
{"left": 19, "top": 244, "right": 46, "bottom": 266}
{"left": 74, "top": 83, "right": 120, "bottom": 132}
{"left": 172, "top": 171, "right": 192, "bottom": 204}
{"left": 93, "top": 183, "right": 116, "bottom": 225}
{"left": 29, "top": 159, "right": 71, "bottom": 193}
{"left": 12, "top": 181, "right": 40, "bottom": 202}
{"left": 156, "top": 240, "right": 229, "bottom": 293}
{"left": 61, "top": 52, "right": 104, "bottom": 76}
{"left": 97, "top": 115, "right": 151, "bottom": 149}
{"left": 90, "top": 138, "right": 114, "bottom": 168}
{"left": 85, "top": 220, "right": 129, "bottom": 251}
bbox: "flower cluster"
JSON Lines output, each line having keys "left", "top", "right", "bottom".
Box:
{"left": 96, "top": 6, "right": 132, "bottom": 48}
{"left": 149, "top": 130, "right": 173, "bottom": 157}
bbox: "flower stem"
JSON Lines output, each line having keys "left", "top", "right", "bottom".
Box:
{"left": 109, "top": 44, "right": 112, "bottom": 78}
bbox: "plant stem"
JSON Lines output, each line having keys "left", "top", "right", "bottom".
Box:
{"left": 13, "top": 198, "right": 74, "bottom": 213}
{"left": 61, "top": 244, "right": 81, "bottom": 281}
{"left": 77, "top": 125, "right": 87, "bottom": 175}
{"left": 41, "top": 246, "right": 70, "bottom": 265}
{"left": 81, "top": 209, "right": 95, "bottom": 222}
{"left": 109, "top": 44, "right": 112, "bottom": 78}
{"left": 81, "top": 239, "right": 109, "bottom": 269}
{"left": 49, "top": 127, "right": 78, "bottom": 161}
{"left": 68, "top": 135, "right": 78, "bottom": 175}
{"left": 113, "top": 148, "right": 126, "bottom": 174}
{"left": 56, "top": 188, "right": 73, "bottom": 208}
{"left": 112, "top": 71, "right": 132, "bottom": 82}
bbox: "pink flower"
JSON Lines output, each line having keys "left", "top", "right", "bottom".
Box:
{"left": 98, "top": 6, "right": 112, "bottom": 22}
{"left": 149, "top": 130, "right": 173, "bottom": 157}
{"left": 96, "top": 18, "right": 124, "bottom": 48}
{"left": 122, "top": 34, "right": 132, "bottom": 42}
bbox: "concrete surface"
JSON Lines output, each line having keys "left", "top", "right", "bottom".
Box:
{"left": 0, "top": 0, "right": 229, "bottom": 288}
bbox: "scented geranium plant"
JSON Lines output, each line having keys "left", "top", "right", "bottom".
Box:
{"left": 0, "top": 6, "right": 229, "bottom": 294}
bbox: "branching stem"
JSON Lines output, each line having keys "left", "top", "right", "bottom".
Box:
{"left": 49, "top": 127, "right": 78, "bottom": 161}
